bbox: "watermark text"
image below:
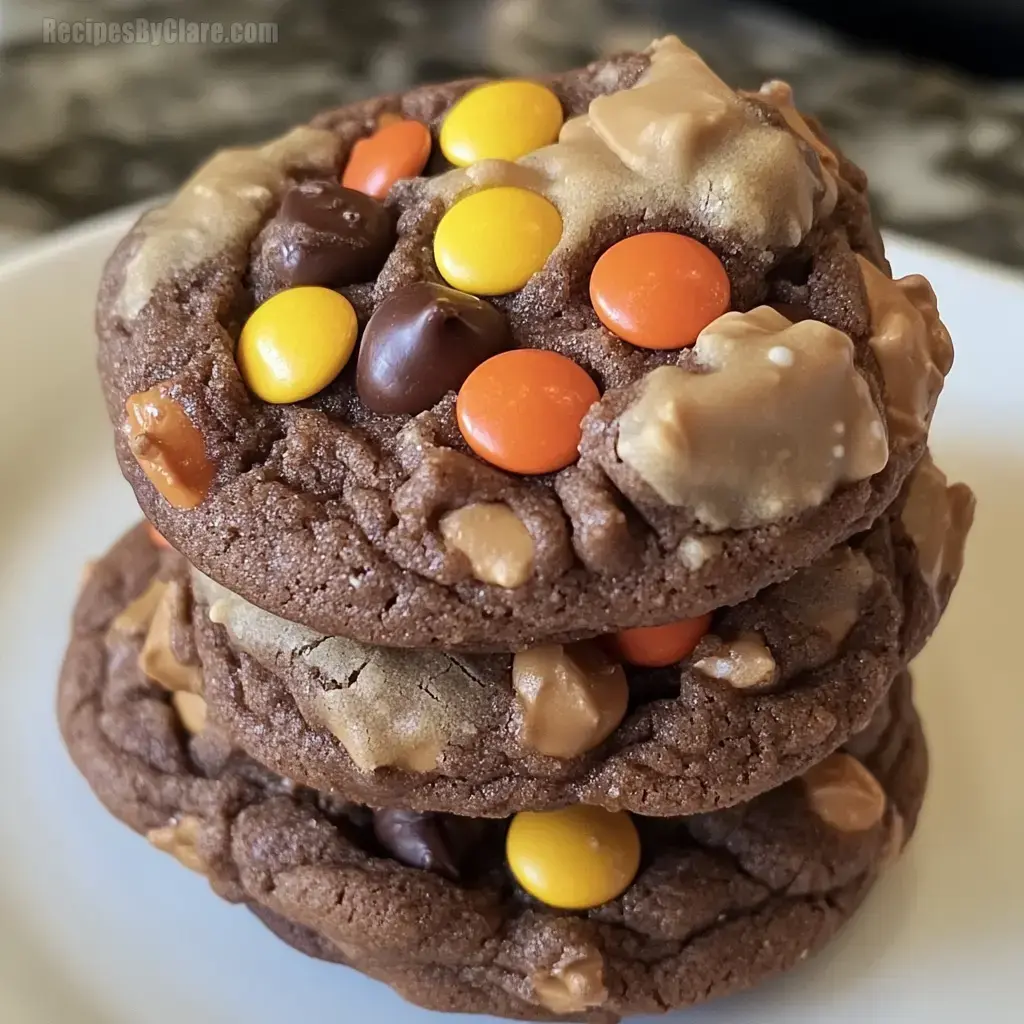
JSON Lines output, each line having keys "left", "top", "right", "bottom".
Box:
{"left": 42, "top": 19, "right": 279, "bottom": 46}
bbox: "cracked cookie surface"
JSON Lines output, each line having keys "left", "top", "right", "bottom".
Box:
{"left": 59, "top": 525, "right": 926, "bottom": 1022}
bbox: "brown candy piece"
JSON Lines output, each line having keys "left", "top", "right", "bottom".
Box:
{"left": 532, "top": 949, "right": 608, "bottom": 1014}
{"left": 147, "top": 816, "right": 205, "bottom": 872}
{"left": 693, "top": 632, "right": 778, "bottom": 692}
{"left": 439, "top": 502, "right": 534, "bottom": 588}
{"left": 253, "top": 180, "right": 394, "bottom": 293}
{"left": 512, "top": 641, "right": 628, "bottom": 759}
{"left": 802, "top": 753, "right": 886, "bottom": 832}
{"left": 356, "top": 282, "right": 511, "bottom": 415}
{"left": 124, "top": 386, "right": 214, "bottom": 510}
{"left": 372, "top": 809, "right": 459, "bottom": 879}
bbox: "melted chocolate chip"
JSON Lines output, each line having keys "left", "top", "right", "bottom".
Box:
{"left": 373, "top": 809, "right": 460, "bottom": 879}
{"left": 252, "top": 181, "right": 394, "bottom": 296}
{"left": 356, "top": 282, "right": 511, "bottom": 415}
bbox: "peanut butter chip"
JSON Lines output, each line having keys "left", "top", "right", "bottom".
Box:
{"left": 900, "top": 453, "right": 975, "bottom": 600}
{"left": 172, "top": 692, "right": 208, "bottom": 735}
{"left": 858, "top": 256, "right": 953, "bottom": 445}
{"left": 532, "top": 950, "right": 608, "bottom": 1014}
{"left": 108, "top": 579, "right": 166, "bottom": 639}
{"left": 756, "top": 80, "right": 839, "bottom": 215}
{"left": 802, "top": 753, "right": 886, "bottom": 832}
{"left": 116, "top": 126, "right": 341, "bottom": 320}
{"left": 513, "top": 642, "right": 628, "bottom": 759}
{"left": 146, "top": 815, "right": 205, "bottom": 873}
{"left": 616, "top": 307, "right": 888, "bottom": 529}
{"left": 138, "top": 582, "right": 203, "bottom": 694}
{"left": 125, "top": 386, "right": 214, "bottom": 509}
{"left": 440, "top": 502, "right": 535, "bottom": 588}
{"left": 429, "top": 36, "right": 829, "bottom": 257}
{"left": 192, "top": 572, "right": 487, "bottom": 773}
{"left": 694, "top": 633, "right": 778, "bottom": 691}
{"left": 775, "top": 547, "right": 876, "bottom": 646}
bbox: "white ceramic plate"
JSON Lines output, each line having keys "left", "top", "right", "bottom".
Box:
{"left": 0, "top": 213, "right": 1021, "bottom": 1023}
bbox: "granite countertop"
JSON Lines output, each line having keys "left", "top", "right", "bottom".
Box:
{"left": 0, "top": 0, "right": 1022, "bottom": 265}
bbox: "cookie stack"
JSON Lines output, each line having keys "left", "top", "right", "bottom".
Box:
{"left": 62, "top": 36, "right": 974, "bottom": 1021}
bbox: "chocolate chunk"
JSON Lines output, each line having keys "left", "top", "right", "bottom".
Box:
{"left": 372, "top": 809, "right": 460, "bottom": 879}
{"left": 254, "top": 181, "right": 394, "bottom": 293}
{"left": 356, "top": 282, "right": 511, "bottom": 414}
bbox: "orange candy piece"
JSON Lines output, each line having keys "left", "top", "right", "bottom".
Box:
{"left": 145, "top": 523, "right": 172, "bottom": 550}
{"left": 612, "top": 615, "right": 712, "bottom": 667}
{"left": 341, "top": 119, "right": 432, "bottom": 200}
{"left": 589, "top": 233, "right": 730, "bottom": 350}
{"left": 457, "top": 349, "right": 599, "bottom": 474}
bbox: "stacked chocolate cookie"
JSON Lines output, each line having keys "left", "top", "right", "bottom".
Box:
{"left": 63, "top": 36, "right": 973, "bottom": 1021}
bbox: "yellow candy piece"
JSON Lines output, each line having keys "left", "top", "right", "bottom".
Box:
{"left": 237, "top": 286, "right": 357, "bottom": 404}
{"left": 441, "top": 80, "right": 564, "bottom": 166}
{"left": 506, "top": 806, "right": 641, "bottom": 910}
{"left": 434, "top": 187, "right": 562, "bottom": 296}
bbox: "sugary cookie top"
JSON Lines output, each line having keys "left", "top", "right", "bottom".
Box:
{"left": 464, "top": 36, "right": 830, "bottom": 250}
{"left": 100, "top": 36, "right": 952, "bottom": 645}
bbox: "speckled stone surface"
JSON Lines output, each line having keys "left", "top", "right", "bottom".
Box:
{"left": 0, "top": 0, "right": 1022, "bottom": 264}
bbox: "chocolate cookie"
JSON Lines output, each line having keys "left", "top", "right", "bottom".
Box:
{"left": 59, "top": 525, "right": 926, "bottom": 1022}
{"left": 190, "top": 519, "right": 902, "bottom": 816}
{"left": 96, "top": 37, "right": 951, "bottom": 650}
{"left": 192, "top": 456, "right": 964, "bottom": 816}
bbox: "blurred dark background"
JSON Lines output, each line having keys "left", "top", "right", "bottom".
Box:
{"left": 0, "top": 0, "right": 1021, "bottom": 265}
{"left": 778, "top": 0, "right": 1024, "bottom": 77}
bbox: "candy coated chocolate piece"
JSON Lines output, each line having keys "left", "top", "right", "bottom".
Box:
{"left": 434, "top": 186, "right": 562, "bottom": 295}
{"left": 372, "top": 809, "right": 460, "bottom": 879}
{"left": 145, "top": 523, "right": 172, "bottom": 550}
{"left": 440, "top": 80, "right": 564, "bottom": 166}
{"left": 237, "top": 286, "right": 357, "bottom": 404}
{"left": 258, "top": 181, "right": 395, "bottom": 290}
{"left": 506, "top": 806, "right": 640, "bottom": 910}
{"left": 612, "top": 615, "right": 712, "bottom": 667}
{"left": 356, "top": 282, "right": 511, "bottom": 415}
{"left": 342, "top": 119, "right": 432, "bottom": 199}
{"left": 456, "top": 349, "right": 599, "bottom": 474}
{"left": 590, "top": 232, "right": 730, "bottom": 349}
